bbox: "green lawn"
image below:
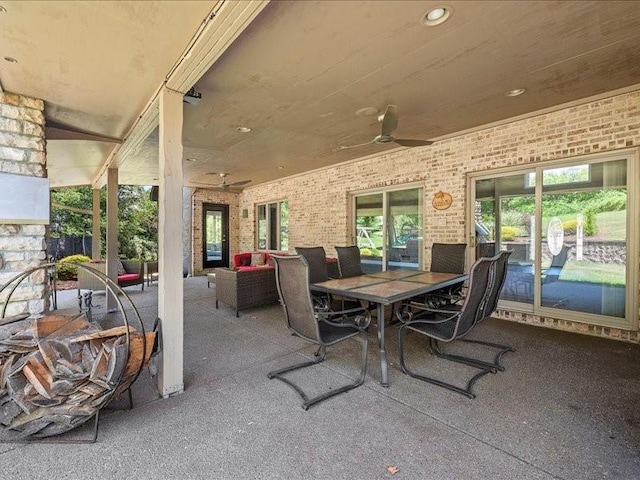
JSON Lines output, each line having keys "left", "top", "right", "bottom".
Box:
{"left": 561, "top": 261, "right": 625, "bottom": 286}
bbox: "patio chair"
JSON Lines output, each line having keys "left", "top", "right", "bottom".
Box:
{"left": 335, "top": 245, "right": 378, "bottom": 313}
{"left": 295, "top": 246, "right": 360, "bottom": 311}
{"left": 406, "top": 251, "right": 515, "bottom": 372}
{"left": 542, "top": 244, "right": 572, "bottom": 284}
{"left": 397, "top": 256, "right": 495, "bottom": 398}
{"left": 421, "top": 243, "right": 467, "bottom": 307}
{"left": 457, "top": 250, "right": 515, "bottom": 371}
{"left": 268, "top": 255, "right": 371, "bottom": 410}
{"left": 335, "top": 245, "right": 364, "bottom": 278}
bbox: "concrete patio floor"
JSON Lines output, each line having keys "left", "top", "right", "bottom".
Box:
{"left": 1, "top": 275, "right": 639, "bottom": 479}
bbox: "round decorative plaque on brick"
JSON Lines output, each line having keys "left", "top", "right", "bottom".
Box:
{"left": 432, "top": 191, "right": 452, "bottom": 210}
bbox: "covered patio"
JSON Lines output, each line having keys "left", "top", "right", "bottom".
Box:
{"left": 2, "top": 277, "right": 637, "bottom": 479}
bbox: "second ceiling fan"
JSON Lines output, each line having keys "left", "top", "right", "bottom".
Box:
{"left": 338, "top": 105, "right": 433, "bottom": 150}
{"left": 211, "top": 172, "right": 252, "bottom": 189}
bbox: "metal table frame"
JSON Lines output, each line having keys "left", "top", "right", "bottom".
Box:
{"left": 312, "top": 269, "right": 467, "bottom": 387}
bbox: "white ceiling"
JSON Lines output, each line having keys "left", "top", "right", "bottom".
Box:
{"left": 2, "top": 0, "right": 640, "bottom": 190}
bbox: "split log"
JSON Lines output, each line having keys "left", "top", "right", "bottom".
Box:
{"left": 0, "top": 313, "right": 155, "bottom": 439}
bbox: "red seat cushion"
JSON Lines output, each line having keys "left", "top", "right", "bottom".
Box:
{"left": 236, "top": 265, "right": 274, "bottom": 272}
{"left": 118, "top": 273, "right": 140, "bottom": 282}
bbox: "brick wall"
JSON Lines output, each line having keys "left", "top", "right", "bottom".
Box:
{"left": 191, "top": 189, "right": 240, "bottom": 274}
{"left": 237, "top": 89, "right": 640, "bottom": 342}
{"left": 0, "top": 92, "right": 48, "bottom": 315}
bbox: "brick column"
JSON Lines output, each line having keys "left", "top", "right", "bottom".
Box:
{"left": 0, "top": 92, "right": 48, "bottom": 315}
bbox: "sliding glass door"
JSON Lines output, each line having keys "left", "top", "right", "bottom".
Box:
{"left": 354, "top": 186, "right": 423, "bottom": 272}
{"left": 469, "top": 150, "right": 638, "bottom": 329}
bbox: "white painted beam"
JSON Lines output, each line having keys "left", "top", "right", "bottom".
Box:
{"left": 157, "top": 87, "right": 184, "bottom": 397}
{"left": 92, "top": 0, "right": 270, "bottom": 188}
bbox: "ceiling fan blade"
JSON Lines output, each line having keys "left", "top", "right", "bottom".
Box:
{"left": 393, "top": 138, "right": 433, "bottom": 147}
{"left": 228, "top": 179, "right": 252, "bottom": 187}
{"left": 337, "top": 139, "right": 376, "bottom": 150}
{"left": 380, "top": 105, "right": 398, "bottom": 137}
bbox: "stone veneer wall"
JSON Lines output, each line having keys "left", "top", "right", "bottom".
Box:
{"left": 0, "top": 92, "right": 48, "bottom": 315}
{"left": 237, "top": 89, "right": 640, "bottom": 343}
{"left": 191, "top": 189, "right": 240, "bottom": 274}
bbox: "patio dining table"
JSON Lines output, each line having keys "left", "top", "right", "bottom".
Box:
{"left": 311, "top": 269, "right": 467, "bottom": 387}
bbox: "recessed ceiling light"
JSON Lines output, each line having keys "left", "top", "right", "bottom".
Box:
{"left": 422, "top": 6, "right": 452, "bottom": 26}
{"left": 236, "top": 126, "right": 251, "bottom": 133}
{"left": 356, "top": 107, "right": 380, "bottom": 117}
{"left": 185, "top": 157, "right": 198, "bottom": 162}
{"left": 4, "top": 56, "right": 17, "bottom": 63}
{"left": 276, "top": 165, "right": 285, "bottom": 170}
{"left": 506, "top": 88, "right": 527, "bottom": 97}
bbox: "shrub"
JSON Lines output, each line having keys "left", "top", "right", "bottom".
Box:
{"left": 57, "top": 254, "right": 91, "bottom": 280}
{"left": 584, "top": 210, "right": 597, "bottom": 237}
{"left": 359, "top": 248, "right": 381, "bottom": 258}
{"left": 501, "top": 226, "right": 520, "bottom": 241}
{"left": 562, "top": 219, "right": 577, "bottom": 236}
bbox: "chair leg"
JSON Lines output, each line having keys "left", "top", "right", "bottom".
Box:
{"left": 430, "top": 338, "right": 500, "bottom": 373}
{"left": 268, "top": 333, "right": 368, "bottom": 410}
{"left": 398, "top": 328, "right": 493, "bottom": 399}
{"left": 459, "top": 338, "right": 515, "bottom": 372}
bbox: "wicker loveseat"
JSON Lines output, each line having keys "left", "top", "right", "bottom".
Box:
{"left": 214, "top": 252, "right": 280, "bottom": 317}
{"left": 215, "top": 251, "right": 339, "bottom": 317}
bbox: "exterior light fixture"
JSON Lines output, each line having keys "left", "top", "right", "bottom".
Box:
{"left": 183, "top": 87, "right": 202, "bottom": 105}
{"left": 236, "top": 126, "right": 251, "bottom": 133}
{"left": 422, "top": 6, "right": 452, "bottom": 26}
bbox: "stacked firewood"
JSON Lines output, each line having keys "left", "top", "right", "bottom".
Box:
{"left": 0, "top": 312, "right": 155, "bottom": 439}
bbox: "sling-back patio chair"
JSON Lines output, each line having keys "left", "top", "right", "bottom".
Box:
{"left": 406, "top": 251, "right": 516, "bottom": 373}
{"left": 335, "top": 245, "right": 378, "bottom": 313}
{"left": 335, "top": 245, "right": 365, "bottom": 278}
{"left": 397, "top": 256, "right": 495, "bottom": 398}
{"left": 296, "top": 246, "right": 361, "bottom": 311}
{"left": 458, "top": 250, "right": 514, "bottom": 369}
{"left": 268, "top": 255, "right": 371, "bottom": 410}
{"left": 423, "top": 242, "right": 467, "bottom": 307}
{"left": 295, "top": 246, "right": 334, "bottom": 309}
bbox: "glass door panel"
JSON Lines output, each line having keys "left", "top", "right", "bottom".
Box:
{"left": 475, "top": 173, "right": 535, "bottom": 304}
{"left": 387, "top": 189, "right": 422, "bottom": 270}
{"left": 203, "top": 203, "right": 229, "bottom": 268}
{"left": 355, "top": 193, "right": 383, "bottom": 273}
{"left": 540, "top": 161, "right": 626, "bottom": 317}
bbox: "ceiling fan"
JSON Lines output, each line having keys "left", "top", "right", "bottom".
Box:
{"left": 338, "top": 105, "right": 433, "bottom": 150}
{"left": 210, "top": 172, "right": 252, "bottom": 190}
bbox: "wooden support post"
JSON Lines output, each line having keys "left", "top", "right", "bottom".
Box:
{"left": 157, "top": 87, "right": 184, "bottom": 397}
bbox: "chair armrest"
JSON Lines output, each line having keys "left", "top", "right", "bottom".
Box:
{"left": 318, "top": 307, "right": 371, "bottom": 329}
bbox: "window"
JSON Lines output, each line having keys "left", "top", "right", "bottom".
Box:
{"left": 469, "top": 149, "right": 639, "bottom": 330}
{"left": 256, "top": 200, "right": 288, "bottom": 250}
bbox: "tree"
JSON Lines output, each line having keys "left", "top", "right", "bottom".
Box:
{"left": 50, "top": 186, "right": 158, "bottom": 260}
